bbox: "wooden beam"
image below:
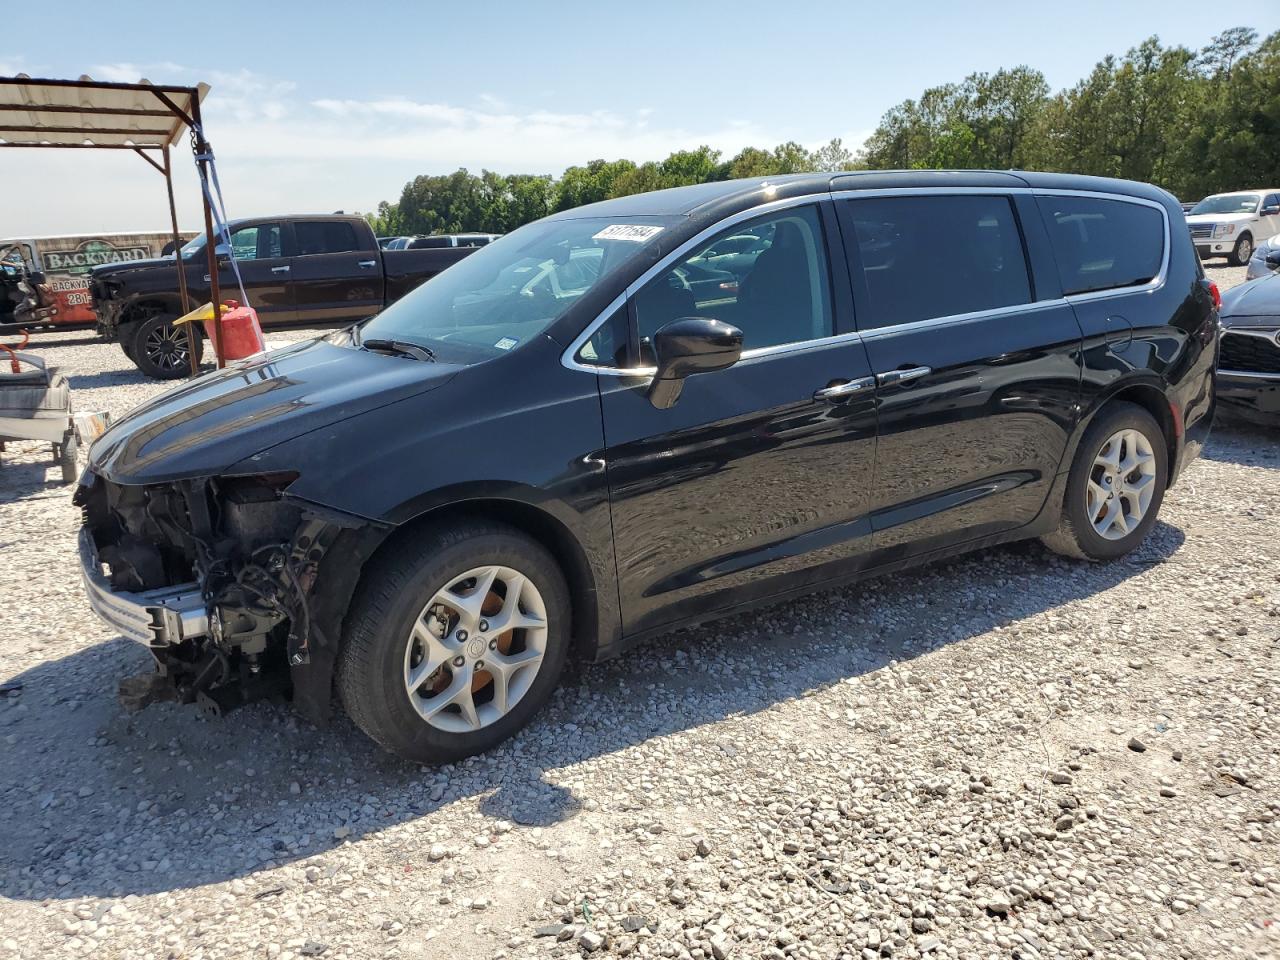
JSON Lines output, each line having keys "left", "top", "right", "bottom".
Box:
{"left": 0, "top": 124, "right": 172, "bottom": 136}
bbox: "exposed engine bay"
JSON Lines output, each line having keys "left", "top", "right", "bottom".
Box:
{"left": 75, "top": 471, "right": 380, "bottom": 718}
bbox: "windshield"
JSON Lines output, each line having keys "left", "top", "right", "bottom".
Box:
{"left": 1190, "top": 194, "right": 1260, "bottom": 216}
{"left": 360, "top": 216, "right": 674, "bottom": 361}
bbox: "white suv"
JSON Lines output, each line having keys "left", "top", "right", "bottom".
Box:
{"left": 1185, "top": 190, "right": 1280, "bottom": 265}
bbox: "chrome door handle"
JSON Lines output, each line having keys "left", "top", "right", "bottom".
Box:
{"left": 814, "top": 376, "right": 875, "bottom": 401}
{"left": 877, "top": 365, "right": 931, "bottom": 386}
{"left": 357, "top": 259, "right": 377, "bottom": 268}
{"left": 271, "top": 265, "right": 290, "bottom": 274}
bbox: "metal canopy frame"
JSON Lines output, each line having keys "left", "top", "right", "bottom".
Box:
{"left": 0, "top": 75, "right": 225, "bottom": 375}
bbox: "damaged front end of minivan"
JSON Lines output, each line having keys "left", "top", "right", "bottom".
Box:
{"left": 75, "top": 469, "right": 387, "bottom": 721}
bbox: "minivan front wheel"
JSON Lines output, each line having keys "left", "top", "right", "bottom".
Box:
{"left": 338, "top": 520, "right": 571, "bottom": 763}
{"left": 1042, "top": 402, "right": 1168, "bottom": 562}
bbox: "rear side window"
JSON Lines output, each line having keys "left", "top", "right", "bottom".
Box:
{"left": 1035, "top": 196, "right": 1164, "bottom": 296}
{"left": 295, "top": 221, "right": 360, "bottom": 256}
{"left": 843, "top": 195, "right": 1032, "bottom": 329}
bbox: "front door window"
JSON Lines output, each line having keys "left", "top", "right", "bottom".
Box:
{"left": 633, "top": 205, "right": 834, "bottom": 356}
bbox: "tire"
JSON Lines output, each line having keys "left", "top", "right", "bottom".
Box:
{"left": 337, "top": 519, "right": 571, "bottom": 764}
{"left": 1230, "top": 233, "right": 1254, "bottom": 267}
{"left": 118, "top": 322, "right": 138, "bottom": 362}
{"left": 57, "top": 433, "right": 79, "bottom": 484}
{"left": 131, "top": 314, "right": 202, "bottom": 380}
{"left": 1041, "top": 401, "right": 1168, "bottom": 562}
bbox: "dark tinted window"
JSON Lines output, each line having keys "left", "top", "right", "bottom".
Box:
{"left": 844, "top": 195, "right": 1031, "bottom": 329}
{"left": 635, "top": 204, "right": 833, "bottom": 351}
{"left": 294, "top": 220, "right": 360, "bottom": 256}
{"left": 409, "top": 236, "right": 454, "bottom": 249}
{"left": 1036, "top": 196, "right": 1164, "bottom": 296}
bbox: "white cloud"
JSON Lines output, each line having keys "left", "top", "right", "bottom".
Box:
{"left": 1, "top": 63, "right": 851, "bottom": 235}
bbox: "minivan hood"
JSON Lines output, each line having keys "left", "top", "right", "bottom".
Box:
{"left": 1220, "top": 273, "right": 1280, "bottom": 323}
{"left": 90, "top": 338, "right": 457, "bottom": 485}
{"left": 1186, "top": 211, "right": 1255, "bottom": 225}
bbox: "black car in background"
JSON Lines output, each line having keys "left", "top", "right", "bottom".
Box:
{"left": 89, "top": 215, "right": 474, "bottom": 379}
{"left": 76, "top": 171, "right": 1217, "bottom": 764}
{"left": 1218, "top": 273, "right": 1280, "bottom": 425}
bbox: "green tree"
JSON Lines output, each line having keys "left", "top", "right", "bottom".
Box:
{"left": 811, "top": 137, "right": 857, "bottom": 172}
{"left": 375, "top": 27, "right": 1280, "bottom": 234}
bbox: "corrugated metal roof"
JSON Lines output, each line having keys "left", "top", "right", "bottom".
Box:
{"left": 0, "top": 76, "right": 209, "bottom": 149}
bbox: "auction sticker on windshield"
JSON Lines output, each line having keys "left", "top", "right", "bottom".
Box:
{"left": 592, "top": 224, "right": 664, "bottom": 242}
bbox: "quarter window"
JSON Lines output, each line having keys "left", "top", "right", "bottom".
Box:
{"left": 295, "top": 220, "right": 360, "bottom": 256}
{"left": 1036, "top": 196, "right": 1164, "bottom": 296}
{"left": 576, "top": 306, "right": 630, "bottom": 368}
{"left": 843, "top": 195, "right": 1032, "bottom": 329}
{"left": 634, "top": 205, "right": 833, "bottom": 352}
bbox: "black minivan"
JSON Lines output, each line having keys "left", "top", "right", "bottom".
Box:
{"left": 77, "top": 171, "right": 1217, "bottom": 763}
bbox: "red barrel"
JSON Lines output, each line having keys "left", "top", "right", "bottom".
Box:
{"left": 203, "top": 301, "right": 266, "bottom": 362}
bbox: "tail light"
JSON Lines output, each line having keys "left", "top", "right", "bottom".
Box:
{"left": 1207, "top": 279, "right": 1222, "bottom": 310}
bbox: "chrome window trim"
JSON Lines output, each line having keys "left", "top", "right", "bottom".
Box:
{"left": 560, "top": 186, "right": 1173, "bottom": 376}
{"left": 856, "top": 297, "right": 1071, "bottom": 341}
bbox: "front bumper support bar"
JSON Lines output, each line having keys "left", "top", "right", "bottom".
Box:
{"left": 78, "top": 526, "right": 208, "bottom": 646}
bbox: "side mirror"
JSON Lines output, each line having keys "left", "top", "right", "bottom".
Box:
{"left": 647, "top": 316, "right": 743, "bottom": 409}
{"left": 1266, "top": 249, "right": 1280, "bottom": 267}
{"left": 213, "top": 243, "right": 231, "bottom": 260}
{"left": 1261, "top": 206, "right": 1280, "bottom": 216}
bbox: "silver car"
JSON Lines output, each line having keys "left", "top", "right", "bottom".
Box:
{"left": 1247, "top": 233, "right": 1280, "bottom": 280}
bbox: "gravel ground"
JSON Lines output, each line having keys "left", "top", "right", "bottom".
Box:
{"left": 1, "top": 264, "right": 1276, "bottom": 960}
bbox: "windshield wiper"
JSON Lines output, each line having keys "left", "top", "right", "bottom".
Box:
{"left": 362, "top": 337, "right": 437, "bottom": 362}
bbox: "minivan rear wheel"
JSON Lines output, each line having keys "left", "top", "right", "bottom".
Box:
{"left": 337, "top": 519, "right": 571, "bottom": 763}
{"left": 1041, "top": 402, "right": 1168, "bottom": 562}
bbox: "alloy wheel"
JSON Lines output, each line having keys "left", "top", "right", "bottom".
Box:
{"left": 1238, "top": 236, "right": 1253, "bottom": 262}
{"left": 403, "top": 564, "right": 548, "bottom": 733}
{"left": 1086, "top": 428, "right": 1157, "bottom": 540}
{"left": 143, "top": 322, "right": 191, "bottom": 373}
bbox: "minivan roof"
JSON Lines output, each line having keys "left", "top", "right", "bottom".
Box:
{"left": 547, "top": 170, "right": 1178, "bottom": 224}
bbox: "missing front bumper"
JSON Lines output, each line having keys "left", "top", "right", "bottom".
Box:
{"left": 78, "top": 526, "right": 208, "bottom": 646}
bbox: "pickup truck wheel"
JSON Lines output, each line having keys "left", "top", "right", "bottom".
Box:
{"left": 337, "top": 519, "right": 571, "bottom": 764}
{"left": 132, "top": 314, "right": 202, "bottom": 380}
{"left": 1041, "top": 402, "right": 1167, "bottom": 562}
{"left": 1230, "top": 233, "right": 1254, "bottom": 266}
{"left": 117, "top": 322, "right": 137, "bottom": 361}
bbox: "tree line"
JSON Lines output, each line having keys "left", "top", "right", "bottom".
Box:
{"left": 367, "top": 27, "right": 1279, "bottom": 237}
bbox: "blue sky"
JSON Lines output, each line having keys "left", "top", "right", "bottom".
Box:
{"left": 4, "top": 0, "right": 1279, "bottom": 234}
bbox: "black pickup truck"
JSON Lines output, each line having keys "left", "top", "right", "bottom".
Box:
{"left": 89, "top": 214, "right": 474, "bottom": 378}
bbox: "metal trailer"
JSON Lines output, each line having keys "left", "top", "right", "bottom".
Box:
{"left": 0, "top": 347, "right": 108, "bottom": 483}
